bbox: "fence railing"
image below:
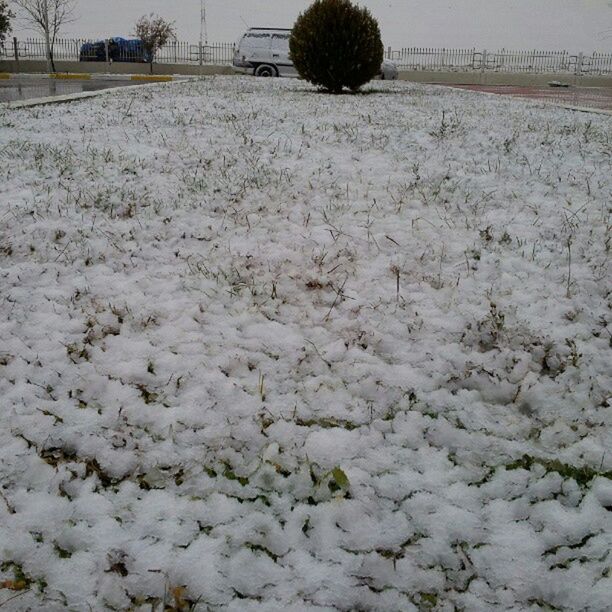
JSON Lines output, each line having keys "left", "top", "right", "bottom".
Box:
{"left": 1, "top": 38, "right": 612, "bottom": 75}
{"left": 484, "top": 49, "right": 575, "bottom": 73}
{"left": 0, "top": 37, "right": 236, "bottom": 66}
{"left": 386, "top": 47, "right": 612, "bottom": 75}
{"left": 388, "top": 47, "right": 480, "bottom": 71}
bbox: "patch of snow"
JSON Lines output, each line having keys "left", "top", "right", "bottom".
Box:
{"left": 0, "top": 76, "right": 610, "bottom": 610}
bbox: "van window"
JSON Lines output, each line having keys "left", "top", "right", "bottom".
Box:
{"left": 245, "top": 32, "right": 271, "bottom": 39}
{"left": 271, "top": 33, "right": 290, "bottom": 51}
{"left": 243, "top": 32, "right": 271, "bottom": 49}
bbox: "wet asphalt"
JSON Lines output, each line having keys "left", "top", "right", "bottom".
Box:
{"left": 449, "top": 84, "right": 612, "bottom": 111}
{"left": 0, "top": 78, "right": 148, "bottom": 103}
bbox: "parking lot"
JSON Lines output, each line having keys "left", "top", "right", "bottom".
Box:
{"left": 0, "top": 76, "right": 151, "bottom": 103}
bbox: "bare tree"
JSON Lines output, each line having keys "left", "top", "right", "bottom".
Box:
{"left": 135, "top": 13, "right": 175, "bottom": 73}
{"left": 12, "top": 0, "right": 75, "bottom": 72}
{"left": 0, "top": 1, "right": 14, "bottom": 47}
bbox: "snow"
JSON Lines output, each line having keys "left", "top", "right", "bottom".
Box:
{"left": 0, "top": 76, "right": 611, "bottom": 610}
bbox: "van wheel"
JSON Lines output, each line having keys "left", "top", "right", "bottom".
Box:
{"left": 255, "top": 64, "right": 277, "bottom": 77}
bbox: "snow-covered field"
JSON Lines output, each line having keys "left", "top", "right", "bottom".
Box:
{"left": 0, "top": 76, "right": 611, "bottom": 611}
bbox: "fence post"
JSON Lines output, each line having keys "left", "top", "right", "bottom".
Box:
{"left": 105, "top": 39, "right": 110, "bottom": 63}
{"left": 13, "top": 36, "right": 19, "bottom": 65}
{"left": 576, "top": 52, "right": 583, "bottom": 76}
{"left": 199, "top": 42, "right": 203, "bottom": 65}
{"left": 481, "top": 49, "right": 487, "bottom": 72}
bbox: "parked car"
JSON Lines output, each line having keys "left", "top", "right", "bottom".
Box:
{"left": 233, "top": 28, "right": 398, "bottom": 80}
{"left": 79, "top": 38, "right": 150, "bottom": 63}
{"left": 380, "top": 59, "right": 399, "bottom": 80}
{"left": 79, "top": 40, "right": 105, "bottom": 62}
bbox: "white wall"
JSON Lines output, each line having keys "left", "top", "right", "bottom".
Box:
{"left": 10, "top": 0, "right": 612, "bottom": 52}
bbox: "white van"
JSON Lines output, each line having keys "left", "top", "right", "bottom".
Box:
{"left": 233, "top": 27, "right": 398, "bottom": 80}
{"left": 232, "top": 28, "right": 298, "bottom": 78}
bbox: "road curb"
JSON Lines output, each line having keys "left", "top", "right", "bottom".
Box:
{"left": 0, "top": 72, "right": 191, "bottom": 82}
{"left": 130, "top": 75, "right": 174, "bottom": 82}
{"left": 51, "top": 73, "right": 92, "bottom": 80}
{"left": 549, "top": 102, "right": 612, "bottom": 115}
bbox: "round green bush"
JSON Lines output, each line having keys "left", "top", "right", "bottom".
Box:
{"left": 289, "top": 0, "right": 384, "bottom": 94}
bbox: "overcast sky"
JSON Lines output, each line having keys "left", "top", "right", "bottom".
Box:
{"left": 11, "top": 0, "right": 612, "bottom": 52}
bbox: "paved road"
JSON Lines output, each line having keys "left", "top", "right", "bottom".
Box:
{"left": 449, "top": 84, "right": 612, "bottom": 112}
{"left": 0, "top": 78, "right": 148, "bottom": 103}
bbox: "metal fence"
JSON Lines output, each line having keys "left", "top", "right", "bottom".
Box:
{"left": 484, "top": 49, "right": 575, "bottom": 73}
{"left": 0, "top": 37, "right": 236, "bottom": 65}
{"left": 387, "top": 47, "right": 612, "bottom": 75}
{"left": 2, "top": 37, "right": 612, "bottom": 75}
{"left": 388, "top": 47, "right": 479, "bottom": 71}
{"left": 157, "top": 41, "right": 235, "bottom": 65}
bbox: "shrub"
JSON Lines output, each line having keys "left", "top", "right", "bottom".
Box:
{"left": 135, "top": 13, "right": 175, "bottom": 73}
{"left": 289, "top": 0, "right": 384, "bottom": 94}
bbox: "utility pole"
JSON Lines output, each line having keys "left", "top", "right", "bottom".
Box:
{"left": 200, "top": 0, "right": 208, "bottom": 45}
{"left": 43, "top": 0, "right": 52, "bottom": 72}
{"left": 199, "top": 0, "right": 207, "bottom": 64}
